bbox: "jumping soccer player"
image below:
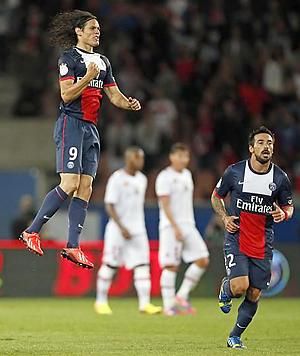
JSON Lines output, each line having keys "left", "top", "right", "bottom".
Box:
{"left": 19, "top": 10, "right": 141, "bottom": 268}
{"left": 156, "top": 143, "right": 209, "bottom": 316}
{"left": 211, "top": 126, "right": 294, "bottom": 349}
{"left": 95, "top": 147, "right": 161, "bottom": 315}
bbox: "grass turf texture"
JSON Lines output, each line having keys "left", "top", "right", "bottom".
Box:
{"left": 0, "top": 298, "right": 299, "bottom": 355}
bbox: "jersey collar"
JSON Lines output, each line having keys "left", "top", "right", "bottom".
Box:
{"left": 74, "top": 46, "right": 95, "bottom": 54}
{"left": 247, "top": 159, "right": 273, "bottom": 175}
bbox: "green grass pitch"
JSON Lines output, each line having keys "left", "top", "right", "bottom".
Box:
{"left": 0, "top": 298, "right": 299, "bottom": 355}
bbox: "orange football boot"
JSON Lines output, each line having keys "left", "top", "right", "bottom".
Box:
{"left": 61, "top": 248, "right": 94, "bottom": 269}
{"left": 19, "top": 231, "right": 44, "bottom": 256}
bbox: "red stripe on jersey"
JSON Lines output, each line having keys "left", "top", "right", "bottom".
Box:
{"left": 81, "top": 87, "right": 102, "bottom": 124}
{"left": 61, "top": 116, "right": 67, "bottom": 171}
{"left": 103, "top": 82, "right": 116, "bottom": 87}
{"left": 59, "top": 76, "right": 75, "bottom": 81}
{"left": 239, "top": 211, "right": 266, "bottom": 259}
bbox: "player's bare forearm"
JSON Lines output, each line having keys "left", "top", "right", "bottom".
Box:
{"left": 105, "top": 203, "right": 124, "bottom": 229}
{"left": 159, "top": 196, "right": 178, "bottom": 229}
{"left": 109, "top": 91, "right": 130, "bottom": 109}
{"left": 104, "top": 86, "right": 141, "bottom": 110}
{"left": 60, "top": 75, "right": 91, "bottom": 103}
{"left": 60, "top": 62, "right": 100, "bottom": 103}
{"left": 211, "top": 190, "right": 228, "bottom": 221}
{"left": 105, "top": 203, "right": 131, "bottom": 239}
{"left": 159, "top": 197, "right": 184, "bottom": 241}
{"left": 160, "top": 196, "right": 183, "bottom": 240}
{"left": 211, "top": 190, "right": 240, "bottom": 233}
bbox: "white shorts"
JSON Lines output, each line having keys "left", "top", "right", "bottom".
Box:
{"left": 102, "top": 222, "right": 150, "bottom": 270}
{"left": 159, "top": 224, "right": 209, "bottom": 268}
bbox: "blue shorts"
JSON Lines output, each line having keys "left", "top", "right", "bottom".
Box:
{"left": 223, "top": 237, "right": 272, "bottom": 290}
{"left": 53, "top": 114, "right": 100, "bottom": 178}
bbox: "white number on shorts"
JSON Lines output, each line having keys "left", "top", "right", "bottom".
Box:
{"left": 227, "top": 254, "right": 236, "bottom": 268}
{"left": 69, "top": 147, "right": 78, "bottom": 161}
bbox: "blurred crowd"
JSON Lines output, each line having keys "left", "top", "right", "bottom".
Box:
{"left": 2, "top": 0, "right": 300, "bottom": 201}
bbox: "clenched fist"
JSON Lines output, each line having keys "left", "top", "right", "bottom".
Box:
{"left": 128, "top": 97, "right": 141, "bottom": 111}
{"left": 86, "top": 62, "right": 100, "bottom": 80}
{"left": 271, "top": 203, "right": 285, "bottom": 223}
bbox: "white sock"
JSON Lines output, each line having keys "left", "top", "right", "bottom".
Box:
{"left": 134, "top": 265, "right": 151, "bottom": 310}
{"left": 160, "top": 269, "right": 176, "bottom": 310}
{"left": 96, "top": 264, "right": 116, "bottom": 304}
{"left": 176, "top": 263, "right": 205, "bottom": 300}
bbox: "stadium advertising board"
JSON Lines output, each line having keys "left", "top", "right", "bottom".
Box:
{"left": 0, "top": 241, "right": 298, "bottom": 297}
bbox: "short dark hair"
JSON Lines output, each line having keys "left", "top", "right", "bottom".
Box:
{"left": 170, "top": 142, "right": 189, "bottom": 154}
{"left": 248, "top": 126, "right": 274, "bottom": 146}
{"left": 124, "top": 146, "right": 143, "bottom": 157}
{"left": 49, "top": 10, "right": 97, "bottom": 49}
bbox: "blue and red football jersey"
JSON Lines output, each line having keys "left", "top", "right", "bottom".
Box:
{"left": 58, "top": 47, "right": 116, "bottom": 124}
{"left": 215, "top": 160, "right": 293, "bottom": 259}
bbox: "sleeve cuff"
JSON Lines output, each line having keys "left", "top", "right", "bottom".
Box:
{"left": 213, "top": 190, "right": 225, "bottom": 199}
{"left": 104, "top": 82, "right": 117, "bottom": 87}
{"left": 59, "top": 76, "right": 75, "bottom": 81}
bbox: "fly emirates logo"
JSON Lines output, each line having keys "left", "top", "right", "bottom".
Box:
{"left": 236, "top": 195, "right": 273, "bottom": 214}
{"left": 77, "top": 77, "right": 103, "bottom": 88}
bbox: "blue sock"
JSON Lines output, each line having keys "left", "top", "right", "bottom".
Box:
{"left": 27, "top": 186, "right": 68, "bottom": 233}
{"left": 67, "top": 197, "right": 88, "bottom": 248}
{"left": 223, "top": 278, "right": 234, "bottom": 298}
{"left": 230, "top": 297, "right": 258, "bottom": 337}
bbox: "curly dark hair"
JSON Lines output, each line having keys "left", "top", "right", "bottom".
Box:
{"left": 49, "top": 10, "right": 97, "bottom": 49}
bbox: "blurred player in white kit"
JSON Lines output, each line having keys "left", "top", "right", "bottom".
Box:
{"left": 95, "top": 147, "right": 161, "bottom": 315}
{"left": 156, "top": 143, "right": 210, "bottom": 315}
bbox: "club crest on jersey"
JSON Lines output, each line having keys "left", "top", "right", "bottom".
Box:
{"left": 269, "top": 182, "right": 277, "bottom": 191}
{"left": 59, "top": 63, "right": 68, "bottom": 76}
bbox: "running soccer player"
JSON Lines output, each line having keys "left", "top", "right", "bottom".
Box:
{"left": 19, "top": 10, "right": 141, "bottom": 269}
{"left": 211, "top": 126, "right": 294, "bottom": 349}
{"left": 95, "top": 147, "right": 161, "bottom": 315}
{"left": 155, "top": 143, "right": 209, "bottom": 316}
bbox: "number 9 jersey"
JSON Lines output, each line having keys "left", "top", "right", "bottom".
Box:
{"left": 54, "top": 47, "right": 116, "bottom": 179}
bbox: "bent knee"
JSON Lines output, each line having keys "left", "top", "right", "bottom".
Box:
{"left": 59, "top": 175, "right": 80, "bottom": 194}
{"left": 195, "top": 257, "right": 209, "bottom": 268}
{"left": 231, "top": 280, "right": 249, "bottom": 297}
{"left": 76, "top": 183, "right": 92, "bottom": 196}
{"left": 75, "top": 185, "right": 92, "bottom": 201}
{"left": 246, "top": 287, "right": 261, "bottom": 302}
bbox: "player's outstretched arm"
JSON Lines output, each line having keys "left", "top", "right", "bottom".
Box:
{"left": 60, "top": 62, "right": 100, "bottom": 103}
{"left": 211, "top": 189, "right": 239, "bottom": 234}
{"left": 104, "top": 85, "right": 141, "bottom": 111}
